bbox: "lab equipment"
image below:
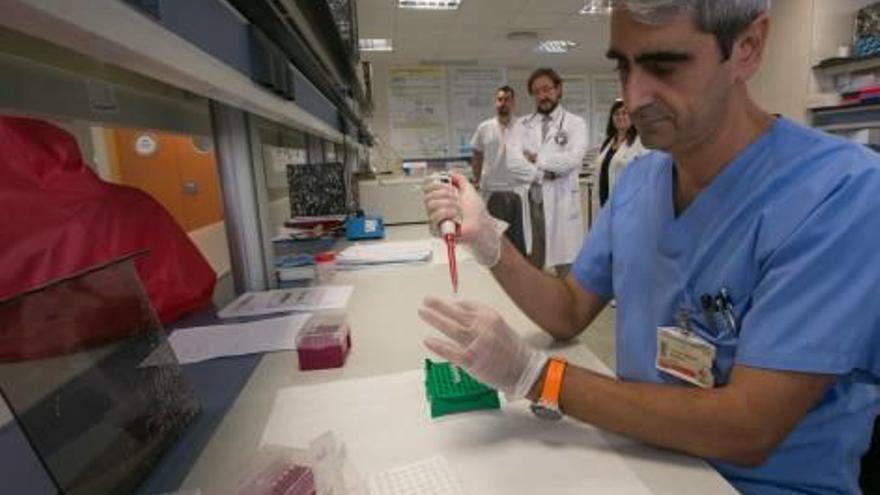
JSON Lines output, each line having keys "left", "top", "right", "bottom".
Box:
{"left": 313, "top": 251, "right": 337, "bottom": 283}
{"left": 345, "top": 211, "right": 385, "bottom": 240}
{"left": 233, "top": 456, "right": 315, "bottom": 495}
{"left": 369, "top": 456, "right": 467, "bottom": 495}
{"left": 296, "top": 317, "right": 352, "bottom": 370}
{"left": 232, "top": 431, "right": 359, "bottom": 495}
{"left": 424, "top": 359, "right": 499, "bottom": 418}
{"left": 434, "top": 172, "right": 459, "bottom": 293}
{"left": 276, "top": 254, "right": 315, "bottom": 282}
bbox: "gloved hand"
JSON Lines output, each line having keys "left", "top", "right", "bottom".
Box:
{"left": 418, "top": 297, "right": 547, "bottom": 399}
{"left": 422, "top": 172, "right": 507, "bottom": 267}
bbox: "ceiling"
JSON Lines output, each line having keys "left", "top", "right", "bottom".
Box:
{"left": 356, "top": 0, "right": 616, "bottom": 71}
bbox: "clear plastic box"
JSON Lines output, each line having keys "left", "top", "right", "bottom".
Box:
{"left": 296, "top": 316, "right": 351, "bottom": 370}
{"left": 232, "top": 453, "right": 315, "bottom": 495}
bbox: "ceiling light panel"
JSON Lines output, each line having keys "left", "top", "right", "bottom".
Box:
{"left": 536, "top": 40, "right": 578, "bottom": 54}
{"left": 579, "top": 0, "right": 612, "bottom": 15}
{"left": 359, "top": 38, "right": 394, "bottom": 51}
{"left": 398, "top": 0, "right": 462, "bottom": 10}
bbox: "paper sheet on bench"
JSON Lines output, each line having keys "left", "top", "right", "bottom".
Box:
{"left": 168, "top": 313, "right": 312, "bottom": 364}
{"left": 218, "top": 286, "right": 353, "bottom": 318}
{"left": 260, "top": 370, "right": 653, "bottom": 495}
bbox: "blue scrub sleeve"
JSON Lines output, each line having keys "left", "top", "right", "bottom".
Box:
{"left": 572, "top": 203, "right": 614, "bottom": 299}
{"left": 736, "top": 171, "right": 880, "bottom": 379}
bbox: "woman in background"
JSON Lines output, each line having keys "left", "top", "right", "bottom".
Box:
{"left": 592, "top": 99, "right": 647, "bottom": 210}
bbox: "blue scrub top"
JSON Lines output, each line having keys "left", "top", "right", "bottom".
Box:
{"left": 573, "top": 118, "right": 880, "bottom": 494}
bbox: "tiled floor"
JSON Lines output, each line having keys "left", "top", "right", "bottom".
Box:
{"left": 581, "top": 306, "right": 617, "bottom": 371}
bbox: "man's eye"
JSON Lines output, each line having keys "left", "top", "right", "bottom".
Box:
{"left": 646, "top": 63, "right": 675, "bottom": 77}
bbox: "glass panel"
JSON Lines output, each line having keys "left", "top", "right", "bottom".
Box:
{"left": 0, "top": 255, "right": 199, "bottom": 495}
{"left": 307, "top": 134, "right": 325, "bottom": 164}
{"left": 325, "top": 141, "right": 338, "bottom": 163}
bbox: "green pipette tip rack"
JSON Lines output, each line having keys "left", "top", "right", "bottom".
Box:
{"left": 424, "top": 359, "right": 500, "bottom": 418}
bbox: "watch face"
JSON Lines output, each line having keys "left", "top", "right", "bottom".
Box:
{"left": 530, "top": 401, "right": 563, "bottom": 421}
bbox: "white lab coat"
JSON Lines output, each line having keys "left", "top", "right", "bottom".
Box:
{"left": 588, "top": 136, "right": 648, "bottom": 224}
{"left": 471, "top": 118, "right": 540, "bottom": 253}
{"left": 515, "top": 106, "right": 588, "bottom": 267}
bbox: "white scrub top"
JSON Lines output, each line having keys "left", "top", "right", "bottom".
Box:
{"left": 471, "top": 117, "right": 540, "bottom": 252}
{"left": 573, "top": 118, "right": 880, "bottom": 494}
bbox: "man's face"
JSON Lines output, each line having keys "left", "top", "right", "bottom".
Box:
{"left": 495, "top": 90, "right": 514, "bottom": 117}
{"left": 530, "top": 76, "right": 561, "bottom": 115}
{"left": 606, "top": 9, "right": 736, "bottom": 153}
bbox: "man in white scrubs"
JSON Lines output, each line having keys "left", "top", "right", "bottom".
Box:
{"left": 470, "top": 86, "right": 537, "bottom": 256}
{"left": 516, "top": 68, "right": 588, "bottom": 275}
{"left": 422, "top": 1, "right": 880, "bottom": 493}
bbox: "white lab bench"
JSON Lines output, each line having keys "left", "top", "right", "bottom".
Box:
{"left": 177, "top": 226, "right": 736, "bottom": 494}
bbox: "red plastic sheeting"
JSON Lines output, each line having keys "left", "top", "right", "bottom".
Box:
{"left": 0, "top": 116, "right": 216, "bottom": 356}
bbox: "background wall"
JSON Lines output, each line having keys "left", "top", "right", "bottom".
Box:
{"left": 369, "top": 0, "right": 871, "bottom": 167}
{"left": 366, "top": 56, "right": 617, "bottom": 171}
{"left": 748, "top": 0, "right": 815, "bottom": 123}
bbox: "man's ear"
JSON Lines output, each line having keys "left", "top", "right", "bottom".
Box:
{"left": 732, "top": 13, "right": 770, "bottom": 82}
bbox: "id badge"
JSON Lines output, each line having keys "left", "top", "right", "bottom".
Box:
{"left": 656, "top": 326, "right": 716, "bottom": 389}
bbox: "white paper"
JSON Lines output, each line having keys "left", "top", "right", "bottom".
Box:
{"left": 218, "top": 286, "right": 354, "bottom": 318}
{"left": 260, "top": 371, "right": 663, "bottom": 495}
{"left": 167, "top": 313, "right": 313, "bottom": 364}
{"left": 337, "top": 241, "right": 433, "bottom": 266}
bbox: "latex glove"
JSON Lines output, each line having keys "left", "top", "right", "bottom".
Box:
{"left": 418, "top": 297, "right": 547, "bottom": 399}
{"left": 422, "top": 172, "right": 507, "bottom": 267}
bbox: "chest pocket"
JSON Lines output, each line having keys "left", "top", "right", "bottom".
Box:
{"left": 680, "top": 292, "right": 740, "bottom": 386}
{"left": 683, "top": 258, "right": 759, "bottom": 386}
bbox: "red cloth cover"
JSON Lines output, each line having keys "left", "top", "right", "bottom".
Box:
{"left": 0, "top": 116, "right": 216, "bottom": 340}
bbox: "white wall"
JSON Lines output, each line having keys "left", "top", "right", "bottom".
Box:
{"left": 748, "top": 0, "right": 814, "bottom": 123}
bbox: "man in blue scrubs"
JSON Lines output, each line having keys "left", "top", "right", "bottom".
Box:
{"left": 421, "top": 1, "right": 880, "bottom": 493}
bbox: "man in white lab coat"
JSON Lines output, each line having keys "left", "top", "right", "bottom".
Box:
{"left": 470, "top": 85, "right": 537, "bottom": 257}
{"left": 516, "top": 68, "right": 588, "bottom": 274}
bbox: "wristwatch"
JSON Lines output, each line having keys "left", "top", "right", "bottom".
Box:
{"left": 529, "top": 357, "right": 567, "bottom": 420}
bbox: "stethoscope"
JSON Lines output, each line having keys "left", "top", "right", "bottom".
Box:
{"left": 524, "top": 112, "right": 568, "bottom": 146}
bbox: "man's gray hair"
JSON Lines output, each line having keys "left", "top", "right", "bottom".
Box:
{"left": 614, "top": 0, "right": 771, "bottom": 60}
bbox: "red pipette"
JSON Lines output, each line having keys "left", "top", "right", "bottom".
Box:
{"left": 437, "top": 173, "right": 459, "bottom": 293}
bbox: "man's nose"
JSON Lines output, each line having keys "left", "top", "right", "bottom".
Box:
{"left": 622, "top": 69, "right": 654, "bottom": 115}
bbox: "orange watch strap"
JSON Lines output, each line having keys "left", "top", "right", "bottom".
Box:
{"left": 539, "top": 357, "right": 567, "bottom": 405}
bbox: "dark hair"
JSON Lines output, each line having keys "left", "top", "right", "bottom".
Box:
{"left": 527, "top": 68, "right": 562, "bottom": 95}
{"left": 601, "top": 100, "right": 638, "bottom": 150}
{"left": 496, "top": 85, "right": 515, "bottom": 98}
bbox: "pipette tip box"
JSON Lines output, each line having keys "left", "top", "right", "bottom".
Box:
{"left": 424, "top": 359, "right": 500, "bottom": 418}
{"left": 296, "top": 318, "right": 351, "bottom": 371}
